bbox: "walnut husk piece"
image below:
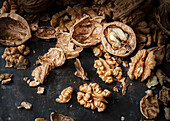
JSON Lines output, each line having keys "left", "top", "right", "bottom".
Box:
{"left": 70, "top": 15, "right": 104, "bottom": 48}
{"left": 0, "top": 73, "right": 13, "bottom": 84}
{"left": 56, "top": 86, "right": 73, "bottom": 103}
{"left": 0, "top": 13, "right": 31, "bottom": 46}
{"left": 50, "top": 112, "right": 74, "bottom": 121}
{"left": 77, "top": 83, "right": 111, "bottom": 112}
{"left": 140, "top": 94, "right": 159, "bottom": 119}
{"left": 17, "top": 101, "right": 32, "bottom": 110}
{"left": 159, "top": 86, "right": 170, "bottom": 106}
{"left": 56, "top": 32, "right": 83, "bottom": 59}
{"left": 101, "top": 21, "right": 136, "bottom": 57}
{"left": 35, "top": 27, "right": 56, "bottom": 39}
{"left": 74, "top": 58, "right": 88, "bottom": 80}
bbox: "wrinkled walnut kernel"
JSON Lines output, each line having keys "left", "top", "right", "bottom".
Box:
{"left": 77, "top": 83, "right": 111, "bottom": 112}
{"left": 56, "top": 86, "right": 73, "bottom": 103}
{"left": 0, "top": 73, "right": 13, "bottom": 84}
{"left": 17, "top": 101, "right": 32, "bottom": 110}
{"left": 159, "top": 86, "right": 170, "bottom": 106}
{"left": 74, "top": 58, "right": 88, "bottom": 80}
{"left": 93, "top": 44, "right": 106, "bottom": 57}
{"left": 2, "top": 45, "right": 30, "bottom": 69}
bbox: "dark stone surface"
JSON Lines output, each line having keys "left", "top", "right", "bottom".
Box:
{"left": 0, "top": 1, "right": 169, "bottom": 121}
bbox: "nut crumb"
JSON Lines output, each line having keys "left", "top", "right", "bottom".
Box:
{"left": 33, "top": 50, "right": 36, "bottom": 54}
{"left": 37, "top": 87, "right": 45, "bottom": 95}
{"left": 17, "top": 101, "right": 32, "bottom": 110}
{"left": 113, "top": 86, "right": 119, "bottom": 92}
{"left": 122, "top": 61, "right": 129, "bottom": 67}
{"left": 0, "top": 74, "right": 13, "bottom": 85}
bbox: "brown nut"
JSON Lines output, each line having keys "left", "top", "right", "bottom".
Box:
{"left": 35, "top": 27, "right": 56, "bottom": 39}
{"left": 159, "top": 86, "right": 170, "bottom": 106}
{"left": 17, "top": 101, "right": 32, "bottom": 110}
{"left": 101, "top": 21, "right": 136, "bottom": 57}
{"left": 70, "top": 16, "right": 104, "bottom": 48}
{"left": 56, "top": 86, "right": 73, "bottom": 103}
{"left": 0, "top": 13, "right": 31, "bottom": 46}
{"left": 93, "top": 43, "right": 106, "bottom": 57}
{"left": 50, "top": 112, "right": 74, "bottom": 121}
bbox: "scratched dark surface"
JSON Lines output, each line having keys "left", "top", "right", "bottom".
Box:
{"left": 0, "top": 1, "right": 169, "bottom": 121}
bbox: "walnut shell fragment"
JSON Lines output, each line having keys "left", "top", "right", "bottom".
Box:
{"left": 0, "top": 73, "right": 13, "bottom": 85}
{"left": 56, "top": 32, "right": 83, "bottom": 59}
{"left": 101, "top": 21, "right": 136, "bottom": 57}
{"left": 164, "top": 107, "right": 170, "bottom": 120}
{"left": 50, "top": 112, "right": 74, "bottom": 121}
{"left": 159, "top": 86, "right": 170, "bottom": 106}
{"left": 77, "top": 83, "right": 111, "bottom": 112}
{"left": 36, "top": 48, "right": 66, "bottom": 70}
{"left": 35, "top": 27, "right": 56, "bottom": 39}
{"left": 166, "top": 44, "right": 170, "bottom": 62}
{"left": 70, "top": 16, "right": 104, "bottom": 48}
{"left": 56, "top": 86, "right": 73, "bottom": 103}
{"left": 0, "top": 13, "right": 31, "bottom": 46}
{"left": 128, "top": 49, "right": 156, "bottom": 82}
{"left": 17, "top": 101, "right": 32, "bottom": 110}
{"left": 35, "top": 118, "right": 47, "bottom": 121}
{"left": 156, "top": 69, "right": 170, "bottom": 86}
{"left": 74, "top": 58, "right": 88, "bottom": 80}
{"left": 146, "top": 75, "right": 158, "bottom": 88}
{"left": 140, "top": 94, "right": 159, "bottom": 119}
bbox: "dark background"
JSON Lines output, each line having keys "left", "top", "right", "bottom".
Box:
{"left": 0, "top": 0, "right": 169, "bottom": 121}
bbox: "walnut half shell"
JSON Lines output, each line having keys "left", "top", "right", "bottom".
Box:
{"left": 0, "top": 13, "right": 31, "bottom": 46}
{"left": 101, "top": 21, "right": 136, "bottom": 57}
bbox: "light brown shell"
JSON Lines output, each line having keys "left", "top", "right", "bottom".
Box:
{"left": 101, "top": 21, "right": 136, "bottom": 57}
{"left": 35, "top": 27, "right": 56, "bottom": 39}
{"left": 70, "top": 16, "right": 104, "bottom": 48}
{"left": 50, "top": 112, "right": 74, "bottom": 121}
{"left": 0, "top": 13, "right": 31, "bottom": 46}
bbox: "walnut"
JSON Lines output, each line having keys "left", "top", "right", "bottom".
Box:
{"left": 56, "top": 32, "right": 83, "bottom": 59}
{"left": 166, "top": 44, "right": 170, "bottom": 62}
{"left": 74, "top": 58, "right": 88, "bottom": 80}
{"left": 159, "top": 86, "right": 170, "bottom": 106}
{"left": 77, "top": 83, "right": 111, "bottom": 112}
{"left": 146, "top": 75, "right": 158, "bottom": 88}
{"left": 17, "top": 101, "right": 32, "bottom": 110}
{"left": 140, "top": 94, "right": 159, "bottom": 119}
{"left": 0, "top": 73, "right": 13, "bottom": 84}
{"left": 156, "top": 69, "right": 170, "bottom": 86}
{"left": 128, "top": 49, "right": 156, "bottom": 82}
{"left": 56, "top": 86, "right": 73, "bottom": 103}
{"left": 70, "top": 16, "right": 104, "bottom": 48}
{"left": 36, "top": 48, "right": 66, "bottom": 70}
{"left": 0, "top": 13, "right": 31, "bottom": 46}
{"left": 31, "top": 64, "right": 50, "bottom": 85}
{"left": 50, "top": 112, "right": 74, "bottom": 121}
{"left": 35, "top": 27, "right": 56, "bottom": 39}
{"left": 93, "top": 43, "right": 106, "bottom": 57}
{"left": 164, "top": 107, "right": 170, "bottom": 120}
{"left": 37, "top": 87, "right": 45, "bottom": 95}
{"left": 101, "top": 21, "right": 136, "bottom": 57}
{"left": 35, "top": 118, "right": 47, "bottom": 121}
{"left": 2, "top": 45, "right": 30, "bottom": 69}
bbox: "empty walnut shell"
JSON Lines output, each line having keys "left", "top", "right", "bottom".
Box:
{"left": 50, "top": 112, "right": 74, "bottom": 121}
{"left": 101, "top": 21, "right": 136, "bottom": 57}
{"left": 0, "top": 13, "right": 31, "bottom": 46}
{"left": 70, "top": 16, "right": 104, "bottom": 48}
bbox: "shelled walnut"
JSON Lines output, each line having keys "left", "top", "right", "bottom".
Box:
{"left": 56, "top": 32, "right": 83, "bottom": 59}
{"left": 93, "top": 43, "right": 106, "bottom": 57}
{"left": 70, "top": 15, "right": 104, "bottom": 48}
{"left": 2, "top": 45, "right": 30, "bottom": 69}
{"left": 36, "top": 48, "right": 66, "bottom": 70}
{"left": 50, "top": 112, "right": 74, "bottom": 121}
{"left": 128, "top": 49, "right": 156, "bottom": 82}
{"left": 0, "top": 73, "right": 13, "bottom": 84}
{"left": 159, "top": 86, "right": 170, "bottom": 106}
{"left": 56, "top": 86, "right": 73, "bottom": 103}
{"left": 101, "top": 21, "right": 136, "bottom": 57}
{"left": 77, "top": 83, "right": 111, "bottom": 112}
{"left": 35, "top": 27, "right": 56, "bottom": 39}
{"left": 140, "top": 93, "right": 159, "bottom": 119}
{"left": 74, "top": 58, "right": 88, "bottom": 80}
{"left": 17, "top": 101, "right": 32, "bottom": 110}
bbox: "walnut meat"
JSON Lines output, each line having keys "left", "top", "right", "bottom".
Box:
{"left": 159, "top": 86, "right": 170, "bottom": 106}
{"left": 36, "top": 48, "right": 66, "bottom": 70}
{"left": 93, "top": 43, "right": 106, "bottom": 57}
{"left": 101, "top": 21, "right": 136, "bottom": 57}
{"left": 35, "top": 27, "right": 56, "bottom": 39}
{"left": 0, "top": 13, "right": 31, "bottom": 46}
{"left": 77, "top": 83, "right": 111, "bottom": 112}
{"left": 0, "top": 73, "right": 13, "bottom": 84}
{"left": 56, "top": 86, "right": 73, "bottom": 103}
{"left": 37, "top": 87, "right": 45, "bottom": 95}
{"left": 128, "top": 49, "right": 156, "bottom": 82}
{"left": 56, "top": 32, "right": 83, "bottom": 59}
{"left": 74, "top": 58, "right": 88, "bottom": 80}
{"left": 70, "top": 16, "right": 104, "bottom": 48}
{"left": 50, "top": 112, "right": 74, "bottom": 121}
{"left": 140, "top": 94, "right": 159, "bottom": 119}
{"left": 2, "top": 45, "right": 30, "bottom": 69}
{"left": 17, "top": 101, "right": 32, "bottom": 110}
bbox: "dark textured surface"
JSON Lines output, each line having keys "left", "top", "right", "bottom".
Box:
{"left": 0, "top": 1, "right": 169, "bottom": 121}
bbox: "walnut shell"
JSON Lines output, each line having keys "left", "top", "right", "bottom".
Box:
{"left": 50, "top": 112, "right": 74, "bottom": 121}
{"left": 70, "top": 16, "right": 104, "bottom": 48}
{"left": 21, "top": 0, "right": 55, "bottom": 14}
{"left": 101, "top": 21, "right": 136, "bottom": 57}
{"left": 0, "top": 13, "right": 31, "bottom": 46}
